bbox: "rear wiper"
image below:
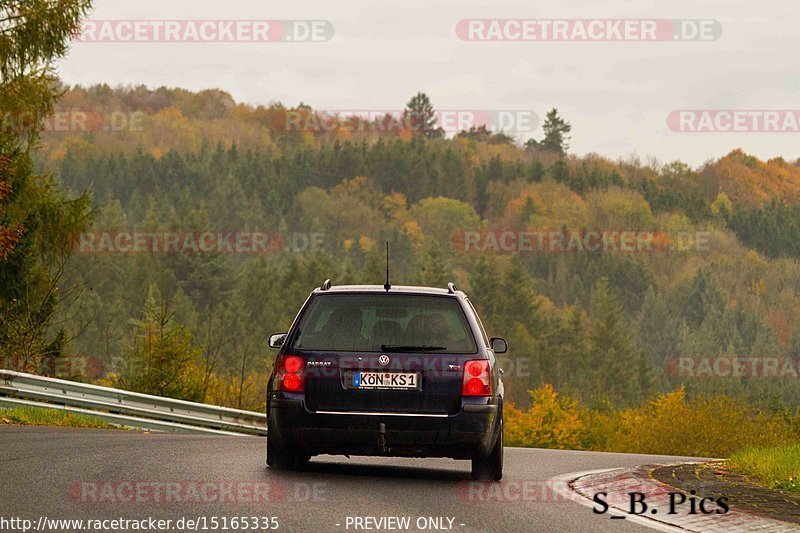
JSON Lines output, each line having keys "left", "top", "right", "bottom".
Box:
{"left": 380, "top": 344, "right": 447, "bottom": 352}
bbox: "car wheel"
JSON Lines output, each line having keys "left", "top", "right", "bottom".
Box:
{"left": 267, "top": 432, "right": 310, "bottom": 470}
{"left": 471, "top": 418, "right": 503, "bottom": 481}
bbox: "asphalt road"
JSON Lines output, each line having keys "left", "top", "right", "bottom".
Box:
{"left": 0, "top": 427, "right": 702, "bottom": 532}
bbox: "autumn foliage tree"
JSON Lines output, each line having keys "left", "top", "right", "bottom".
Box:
{"left": 0, "top": 0, "right": 94, "bottom": 369}
{"left": 12, "top": 78, "right": 800, "bottom": 418}
{"left": 0, "top": 154, "right": 25, "bottom": 260}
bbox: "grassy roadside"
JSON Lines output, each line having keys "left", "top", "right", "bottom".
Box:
{"left": 0, "top": 406, "right": 118, "bottom": 429}
{"left": 728, "top": 445, "right": 800, "bottom": 494}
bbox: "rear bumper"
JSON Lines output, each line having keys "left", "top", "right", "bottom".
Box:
{"left": 268, "top": 396, "right": 501, "bottom": 459}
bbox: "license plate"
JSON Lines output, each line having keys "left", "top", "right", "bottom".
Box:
{"left": 352, "top": 372, "right": 419, "bottom": 390}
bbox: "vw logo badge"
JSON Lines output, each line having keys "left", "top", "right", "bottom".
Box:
{"left": 378, "top": 354, "right": 390, "bottom": 366}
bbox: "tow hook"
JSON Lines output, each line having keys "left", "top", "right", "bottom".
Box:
{"left": 377, "top": 423, "right": 387, "bottom": 452}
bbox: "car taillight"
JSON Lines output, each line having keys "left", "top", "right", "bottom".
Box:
{"left": 277, "top": 355, "right": 305, "bottom": 392}
{"left": 462, "top": 360, "right": 491, "bottom": 396}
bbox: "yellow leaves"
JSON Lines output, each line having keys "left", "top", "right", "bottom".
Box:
{"left": 582, "top": 153, "right": 619, "bottom": 176}
{"left": 336, "top": 175, "right": 370, "bottom": 195}
{"left": 403, "top": 220, "right": 424, "bottom": 249}
{"left": 744, "top": 249, "right": 766, "bottom": 270}
{"left": 503, "top": 182, "right": 587, "bottom": 229}
{"left": 651, "top": 231, "right": 672, "bottom": 252}
{"left": 398, "top": 128, "right": 414, "bottom": 140}
{"left": 410, "top": 197, "right": 481, "bottom": 249}
{"left": 358, "top": 236, "right": 376, "bottom": 252}
{"left": 487, "top": 143, "right": 521, "bottom": 161}
{"left": 533, "top": 293, "right": 556, "bottom": 314}
{"left": 203, "top": 371, "right": 268, "bottom": 412}
{"left": 504, "top": 385, "right": 797, "bottom": 457}
{"left": 603, "top": 388, "right": 795, "bottom": 457}
{"left": 451, "top": 136, "right": 471, "bottom": 152}
{"left": 507, "top": 188, "right": 544, "bottom": 224}
{"left": 661, "top": 212, "right": 693, "bottom": 235}
{"left": 300, "top": 130, "right": 316, "bottom": 147}
{"left": 382, "top": 192, "right": 408, "bottom": 221}
{"left": 151, "top": 106, "right": 187, "bottom": 125}
{"left": 742, "top": 250, "right": 768, "bottom": 297}
{"left": 747, "top": 277, "right": 765, "bottom": 297}
{"left": 471, "top": 139, "right": 522, "bottom": 162}
{"left": 767, "top": 306, "right": 793, "bottom": 346}
{"left": 710, "top": 192, "right": 732, "bottom": 217}
{"left": 93, "top": 373, "right": 118, "bottom": 388}
{"left": 704, "top": 150, "right": 800, "bottom": 206}
{"left": 585, "top": 187, "right": 655, "bottom": 229}
{"left": 298, "top": 180, "right": 383, "bottom": 240}
{"left": 334, "top": 126, "right": 352, "bottom": 141}
{"left": 503, "top": 384, "right": 584, "bottom": 450}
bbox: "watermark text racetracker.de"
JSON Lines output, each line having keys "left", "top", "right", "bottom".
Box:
{"left": 452, "top": 229, "right": 711, "bottom": 254}
{"left": 668, "top": 110, "right": 800, "bottom": 132}
{"left": 2, "top": 110, "right": 144, "bottom": 133}
{"left": 667, "top": 356, "right": 800, "bottom": 379}
{"left": 280, "top": 109, "right": 538, "bottom": 135}
{"left": 75, "top": 20, "right": 334, "bottom": 43}
{"left": 456, "top": 19, "right": 721, "bottom": 41}
{"left": 69, "top": 479, "right": 326, "bottom": 504}
{"left": 458, "top": 479, "right": 574, "bottom": 504}
{"left": 73, "top": 231, "right": 325, "bottom": 254}
{"left": 3, "top": 354, "right": 105, "bottom": 379}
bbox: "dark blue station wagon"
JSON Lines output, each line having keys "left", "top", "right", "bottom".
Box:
{"left": 267, "top": 281, "right": 507, "bottom": 481}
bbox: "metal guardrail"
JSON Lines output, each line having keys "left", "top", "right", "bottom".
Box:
{"left": 0, "top": 369, "right": 267, "bottom": 436}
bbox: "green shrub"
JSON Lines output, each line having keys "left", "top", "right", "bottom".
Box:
{"left": 504, "top": 385, "right": 798, "bottom": 457}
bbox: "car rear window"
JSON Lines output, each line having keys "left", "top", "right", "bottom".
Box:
{"left": 290, "top": 294, "right": 478, "bottom": 354}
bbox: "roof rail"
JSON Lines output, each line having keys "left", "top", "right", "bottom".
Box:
{"left": 321, "top": 279, "right": 332, "bottom": 291}
{"left": 447, "top": 282, "right": 458, "bottom": 294}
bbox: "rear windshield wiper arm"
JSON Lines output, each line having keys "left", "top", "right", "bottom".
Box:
{"left": 380, "top": 344, "right": 447, "bottom": 352}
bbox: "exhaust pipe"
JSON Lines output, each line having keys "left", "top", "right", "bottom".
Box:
{"left": 377, "top": 423, "right": 387, "bottom": 452}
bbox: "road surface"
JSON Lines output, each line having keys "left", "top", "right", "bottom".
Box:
{"left": 0, "top": 427, "right": 703, "bottom": 532}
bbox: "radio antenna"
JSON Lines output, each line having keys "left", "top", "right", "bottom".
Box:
{"left": 384, "top": 241, "right": 391, "bottom": 292}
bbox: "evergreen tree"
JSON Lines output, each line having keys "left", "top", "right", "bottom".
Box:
{"left": 0, "top": 0, "right": 94, "bottom": 369}
{"left": 588, "top": 278, "right": 643, "bottom": 405}
{"left": 789, "top": 332, "right": 800, "bottom": 358}
{"left": 540, "top": 108, "right": 572, "bottom": 154}
{"left": 636, "top": 286, "right": 678, "bottom": 369}
{"left": 417, "top": 247, "right": 449, "bottom": 287}
{"left": 550, "top": 158, "right": 570, "bottom": 183}
{"left": 403, "top": 92, "right": 445, "bottom": 139}
{"left": 681, "top": 268, "right": 726, "bottom": 326}
{"left": 117, "top": 286, "right": 204, "bottom": 401}
{"left": 469, "top": 256, "right": 499, "bottom": 320}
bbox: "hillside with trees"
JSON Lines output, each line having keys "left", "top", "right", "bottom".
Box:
{"left": 4, "top": 84, "right": 793, "bottom": 416}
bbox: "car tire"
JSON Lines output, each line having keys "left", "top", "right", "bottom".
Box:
{"left": 471, "top": 418, "right": 503, "bottom": 482}
{"left": 267, "top": 432, "right": 310, "bottom": 470}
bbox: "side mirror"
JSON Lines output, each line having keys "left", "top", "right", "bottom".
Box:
{"left": 269, "top": 333, "right": 287, "bottom": 349}
{"left": 490, "top": 337, "right": 508, "bottom": 354}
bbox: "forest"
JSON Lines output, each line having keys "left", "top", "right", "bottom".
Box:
{"left": 4, "top": 83, "right": 800, "bottom": 444}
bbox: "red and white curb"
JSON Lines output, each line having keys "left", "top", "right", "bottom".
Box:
{"left": 548, "top": 464, "right": 798, "bottom": 532}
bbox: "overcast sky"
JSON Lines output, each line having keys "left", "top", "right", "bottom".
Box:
{"left": 56, "top": 0, "right": 799, "bottom": 166}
